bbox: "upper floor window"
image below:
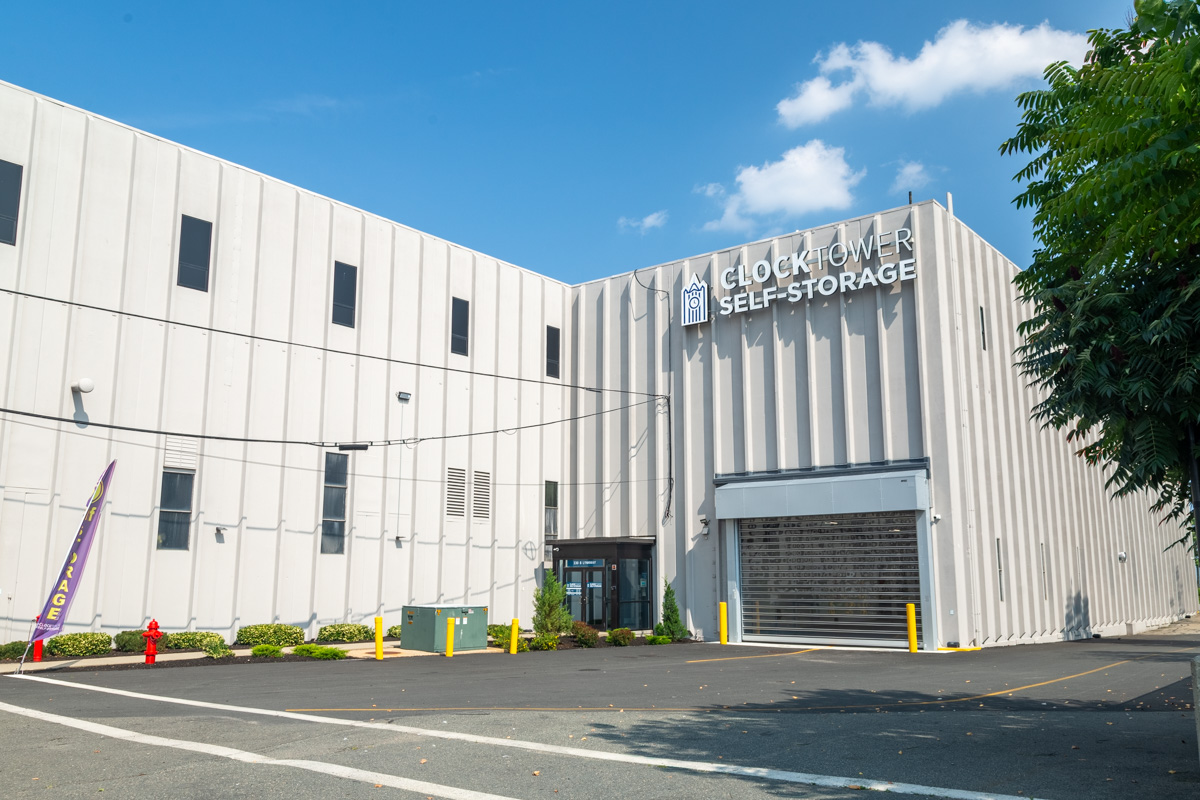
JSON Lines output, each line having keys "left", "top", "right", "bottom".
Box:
{"left": 546, "top": 325, "right": 560, "bottom": 379}
{"left": 332, "top": 261, "right": 357, "bottom": 328}
{"left": 177, "top": 215, "right": 213, "bottom": 292}
{"left": 157, "top": 470, "right": 194, "bottom": 550}
{"left": 0, "top": 159, "right": 24, "bottom": 246}
{"left": 451, "top": 297, "right": 469, "bottom": 356}
{"left": 544, "top": 480, "right": 559, "bottom": 537}
{"left": 321, "top": 452, "right": 348, "bottom": 554}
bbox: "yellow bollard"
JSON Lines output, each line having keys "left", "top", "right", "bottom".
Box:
{"left": 445, "top": 617, "right": 455, "bottom": 658}
{"left": 719, "top": 602, "right": 728, "bottom": 645}
{"left": 906, "top": 603, "right": 918, "bottom": 653}
{"left": 374, "top": 616, "right": 383, "bottom": 661}
{"left": 509, "top": 618, "right": 519, "bottom": 655}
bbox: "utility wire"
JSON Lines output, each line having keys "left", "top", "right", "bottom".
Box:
{"left": 0, "top": 413, "right": 670, "bottom": 488}
{"left": 1, "top": 287, "right": 665, "bottom": 399}
{"left": 0, "top": 397, "right": 662, "bottom": 449}
{"left": 631, "top": 266, "right": 676, "bottom": 525}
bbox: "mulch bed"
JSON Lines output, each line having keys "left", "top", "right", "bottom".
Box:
{"left": 5, "top": 635, "right": 698, "bottom": 671}
{"left": 25, "top": 653, "right": 337, "bottom": 672}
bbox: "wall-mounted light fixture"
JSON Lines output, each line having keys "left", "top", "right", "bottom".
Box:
{"left": 700, "top": 517, "right": 710, "bottom": 538}
{"left": 396, "top": 391, "right": 411, "bottom": 403}
{"left": 70, "top": 378, "right": 95, "bottom": 394}
{"left": 1117, "top": 551, "right": 1128, "bottom": 563}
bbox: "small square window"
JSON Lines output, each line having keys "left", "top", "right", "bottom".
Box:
{"left": 0, "top": 159, "right": 24, "bottom": 246}
{"left": 451, "top": 297, "right": 469, "bottom": 356}
{"left": 178, "top": 215, "right": 213, "bottom": 292}
{"left": 332, "top": 261, "right": 357, "bottom": 328}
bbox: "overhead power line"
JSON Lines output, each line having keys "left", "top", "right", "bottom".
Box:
{"left": 0, "top": 397, "right": 663, "bottom": 449}
{"left": 0, "top": 287, "right": 665, "bottom": 399}
{"left": 0, "top": 413, "right": 670, "bottom": 488}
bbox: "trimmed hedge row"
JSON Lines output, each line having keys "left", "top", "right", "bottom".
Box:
{"left": 316, "top": 623, "right": 372, "bottom": 643}
{"left": 45, "top": 632, "right": 112, "bottom": 657}
{"left": 235, "top": 624, "right": 304, "bottom": 647}
{"left": 163, "top": 631, "right": 224, "bottom": 650}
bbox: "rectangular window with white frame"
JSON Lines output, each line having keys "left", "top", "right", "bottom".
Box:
{"left": 0, "top": 158, "right": 24, "bottom": 246}
{"left": 177, "top": 215, "right": 213, "bottom": 292}
{"left": 157, "top": 470, "right": 194, "bottom": 550}
{"left": 321, "top": 452, "right": 348, "bottom": 554}
{"left": 546, "top": 325, "right": 560, "bottom": 378}
{"left": 332, "top": 261, "right": 357, "bottom": 327}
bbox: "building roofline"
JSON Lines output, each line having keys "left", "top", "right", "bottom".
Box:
{"left": 0, "top": 78, "right": 573, "bottom": 290}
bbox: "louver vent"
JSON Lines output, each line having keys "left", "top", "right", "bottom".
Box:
{"left": 446, "top": 468, "right": 466, "bottom": 517}
{"left": 163, "top": 436, "right": 199, "bottom": 470}
{"left": 472, "top": 471, "right": 491, "bottom": 519}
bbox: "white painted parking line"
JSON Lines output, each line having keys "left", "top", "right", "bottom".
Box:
{"left": 7, "top": 673, "right": 1050, "bottom": 800}
{"left": 0, "top": 699, "right": 516, "bottom": 800}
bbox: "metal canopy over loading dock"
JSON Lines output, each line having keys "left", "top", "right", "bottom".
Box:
{"left": 715, "top": 468, "right": 935, "bottom": 649}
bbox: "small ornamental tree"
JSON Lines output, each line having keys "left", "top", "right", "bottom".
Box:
{"left": 532, "top": 571, "right": 573, "bottom": 637}
{"left": 655, "top": 580, "right": 691, "bottom": 641}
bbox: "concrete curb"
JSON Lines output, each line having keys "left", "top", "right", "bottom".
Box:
{"left": 1193, "top": 656, "right": 1200, "bottom": 768}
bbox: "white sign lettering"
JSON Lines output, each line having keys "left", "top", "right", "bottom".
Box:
{"left": 718, "top": 227, "right": 915, "bottom": 318}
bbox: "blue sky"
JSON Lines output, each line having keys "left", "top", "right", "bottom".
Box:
{"left": 2, "top": 2, "right": 1131, "bottom": 284}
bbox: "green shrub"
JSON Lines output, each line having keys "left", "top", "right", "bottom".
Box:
{"left": 161, "top": 631, "right": 224, "bottom": 650}
{"left": 204, "top": 639, "right": 234, "bottom": 659}
{"left": 646, "top": 635, "right": 672, "bottom": 645}
{"left": 316, "top": 623, "right": 373, "bottom": 643}
{"left": 486, "top": 623, "right": 529, "bottom": 652}
{"left": 532, "top": 573, "right": 573, "bottom": 636}
{"left": 607, "top": 627, "right": 634, "bottom": 647}
{"left": 655, "top": 580, "right": 691, "bottom": 641}
{"left": 235, "top": 624, "right": 304, "bottom": 647}
{"left": 0, "top": 640, "right": 31, "bottom": 660}
{"left": 386, "top": 625, "right": 404, "bottom": 640}
{"left": 572, "top": 621, "right": 599, "bottom": 648}
{"left": 44, "top": 632, "right": 113, "bottom": 657}
{"left": 530, "top": 633, "right": 559, "bottom": 651}
{"left": 113, "top": 630, "right": 146, "bottom": 652}
{"left": 251, "top": 644, "right": 282, "bottom": 658}
{"left": 292, "top": 643, "right": 347, "bottom": 660}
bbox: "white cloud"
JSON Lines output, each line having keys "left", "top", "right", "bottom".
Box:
{"left": 890, "top": 161, "right": 931, "bottom": 195}
{"left": 777, "top": 20, "right": 1089, "bottom": 127}
{"left": 694, "top": 183, "right": 726, "bottom": 198}
{"left": 618, "top": 209, "right": 668, "bottom": 234}
{"left": 703, "top": 140, "right": 865, "bottom": 233}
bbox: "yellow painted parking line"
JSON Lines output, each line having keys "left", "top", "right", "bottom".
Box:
{"left": 686, "top": 648, "right": 821, "bottom": 663}
{"left": 802, "top": 658, "right": 1137, "bottom": 711}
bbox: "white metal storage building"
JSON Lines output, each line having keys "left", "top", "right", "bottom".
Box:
{"left": 0, "top": 80, "right": 1195, "bottom": 649}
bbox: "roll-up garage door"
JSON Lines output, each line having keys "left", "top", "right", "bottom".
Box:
{"left": 739, "top": 511, "right": 922, "bottom": 647}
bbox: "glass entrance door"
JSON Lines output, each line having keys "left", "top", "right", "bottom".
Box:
{"left": 564, "top": 567, "right": 606, "bottom": 628}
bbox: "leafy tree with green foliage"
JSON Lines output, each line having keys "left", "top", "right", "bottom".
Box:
{"left": 532, "top": 571, "right": 573, "bottom": 636}
{"left": 655, "top": 580, "right": 691, "bottom": 641}
{"left": 1000, "top": 0, "right": 1200, "bottom": 550}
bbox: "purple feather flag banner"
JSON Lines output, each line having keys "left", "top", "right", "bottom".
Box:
{"left": 31, "top": 460, "right": 117, "bottom": 642}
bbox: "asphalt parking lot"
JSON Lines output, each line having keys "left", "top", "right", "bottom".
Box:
{"left": 1, "top": 620, "right": 1198, "bottom": 800}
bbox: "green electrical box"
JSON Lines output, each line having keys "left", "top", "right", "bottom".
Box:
{"left": 400, "top": 605, "right": 488, "bottom": 653}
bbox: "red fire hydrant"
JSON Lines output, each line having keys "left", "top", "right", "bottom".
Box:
{"left": 142, "top": 619, "right": 163, "bottom": 665}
